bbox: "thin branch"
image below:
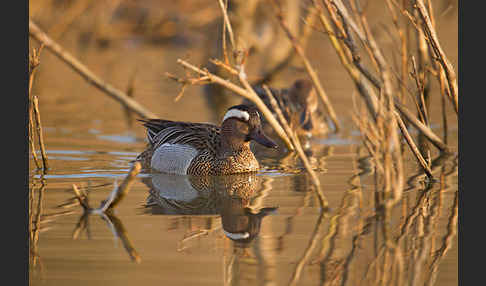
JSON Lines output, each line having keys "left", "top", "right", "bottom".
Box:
{"left": 32, "top": 96, "right": 49, "bottom": 170}
{"left": 394, "top": 100, "right": 451, "bottom": 153}
{"left": 217, "top": 0, "right": 236, "bottom": 56}
{"left": 29, "top": 19, "right": 157, "bottom": 119}
{"left": 395, "top": 111, "right": 433, "bottom": 178}
{"left": 263, "top": 85, "right": 328, "bottom": 209}
{"left": 104, "top": 161, "right": 142, "bottom": 211}
{"left": 269, "top": 0, "right": 341, "bottom": 133}
{"left": 414, "top": 0, "right": 458, "bottom": 114}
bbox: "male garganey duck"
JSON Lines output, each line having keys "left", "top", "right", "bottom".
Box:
{"left": 136, "top": 104, "right": 278, "bottom": 175}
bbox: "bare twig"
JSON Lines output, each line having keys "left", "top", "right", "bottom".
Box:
{"left": 29, "top": 19, "right": 157, "bottom": 119}
{"left": 313, "top": 1, "right": 379, "bottom": 118}
{"left": 270, "top": 0, "right": 341, "bottom": 133}
{"left": 395, "top": 111, "right": 433, "bottom": 178}
{"left": 317, "top": 0, "right": 451, "bottom": 156}
{"left": 394, "top": 100, "right": 451, "bottom": 153}
{"left": 105, "top": 161, "right": 142, "bottom": 210}
{"left": 32, "top": 96, "right": 49, "bottom": 170}
{"left": 217, "top": 0, "right": 236, "bottom": 56}
{"left": 29, "top": 118, "right": 40, "bottom": 170}
{"left": 414, "top": 0, "right": 458, "bottom": 114}
{"left": 72, "top": 184, "right": 90, "bottom": 210}
{"left": 29, "top": 44, "right": 45, "bottom": 170}
{"left": 263, "top": 85, "right": 328, "bottom": 209}
{"left": 410, "top": 56, "right": 429, "bottom": 125}
{"left": 72, "top": 162, "right": 142, "bottom": 213}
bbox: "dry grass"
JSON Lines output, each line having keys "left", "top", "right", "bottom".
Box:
{"left": 29, "top": 44, "right": 49, "bottom": 172}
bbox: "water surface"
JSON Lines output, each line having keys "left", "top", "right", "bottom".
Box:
{"left": 29, "top": 1, "right": 458, "bottom": 284}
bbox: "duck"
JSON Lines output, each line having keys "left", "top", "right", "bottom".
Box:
{"left": 243, "top": 79, "right": 330, "bottom": 139}
{"left": 136, "top": 104, "right": 278, "bottom": 175}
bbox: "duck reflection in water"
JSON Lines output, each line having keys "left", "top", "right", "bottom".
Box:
{"left": 142, "top": 172, "right": 277, "bottom": 248}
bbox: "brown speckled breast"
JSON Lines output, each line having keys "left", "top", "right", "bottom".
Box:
{"left": 186, "top": 148, "right": 260, "bottom": 175}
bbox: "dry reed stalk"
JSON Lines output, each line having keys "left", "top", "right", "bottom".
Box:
{"left": 32, "top": 96, "right": 49, "bottom": 170}
{"left": 335, "top": 1, "right": 448, "bottom": 150}
{"left": 394, "top": 100, "right": 450, "bottom": 153}
{"left": 70, "top": 163, "right": 142, "bottom": 263}
{"left": 72, "top": 162, "right": 141, "bottom": 213}
{"left": 270, "top": 0, "right": 341, "bottom": 133}
{"left": 29, "top": 45, "right": 44, "bottom": 170}
{"left": 314, "top": 1, "right": 380, "bottom": 120}
{"left": 237, "top": 63, "right": 298, "bottom": 149}
{"left": 29, "top": 19, "right": 157, "bottom": 119}
{"left": 176, "top": 58, "right": 294, "bottom": 151}
{"left": 395, "top": 111, "right": 433, "bottom": 178}
{"left": 106, "top": 161, "right": 141, "bottom": 210}
{"left": 72, "top": 184, "right": 90, "bottom": 210}
{"left": 351, "top": 113, "right": 385, "bottom": 174}
{"left": 29, "top": 111, "right": 41, "bottom": 170}
{"left": 411, "top": 50, "right": 433, "bottom": 165}
{"left": 414, "top": 0, "right": 458, "bottom": 114}
{"left": 385, "top": 0, "right": 409, "bottom": 104}
{"left": 220, "top": 0, "right": 229, "bottom": 64}
{"left": 316, "top": 0, "right": 452, "bottom": 193}
{"left": 252, "top": 5, "right": 318, "bottom": 86}
{"left": 217, "top": 0, "right": 236, "bottom": 56}
{"left": 410, "top": 56, "right": 430, "bottom": 126}
{"left": 262, "top": 85, "right": 328, "bottom": 209}
{"left": 337, "top": 0, "right": 404, "bottom": 210}
{"left": 440, "top": 70, "right": 449, "bottom": 144}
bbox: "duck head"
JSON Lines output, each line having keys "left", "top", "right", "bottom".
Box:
{"left": 221, "top": 104, "right": 278, "bottom": 149}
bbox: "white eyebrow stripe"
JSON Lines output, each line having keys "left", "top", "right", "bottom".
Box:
{"left": 222, "top": 109, "right": 250, "bottom": 122}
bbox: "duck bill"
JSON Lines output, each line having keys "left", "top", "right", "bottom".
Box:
{"left": 250, "top": 128, "right": 278, "bottom": 149}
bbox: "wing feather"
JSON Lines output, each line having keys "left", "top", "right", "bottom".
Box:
{"left": 138, "top": 119, "right": 221, "bottom": 153}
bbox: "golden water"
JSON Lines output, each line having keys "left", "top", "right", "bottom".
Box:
{"left": 29, "top": 1, "right": 458, "bottom": 285}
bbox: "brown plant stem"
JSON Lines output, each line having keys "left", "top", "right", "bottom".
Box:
{"left": 29, "top": 45, "right": 44, "bottom": 170}
{"left": 269, "top": 0, "right": 341, "bottom": 133}
{"left": 106, "top": 162, "right": 142, "bottom": 210}
{"left": 395, "top": 111, "right": 433, "bottom": 178}
{"left": 414, "top": 0, "right": 458, "bottom": 114}
{"left": 262, "top": 85, "right": 328, "bottom": 209}
{"left": 29, "top": 19, "right": 157, "bottom": 119}
{"left": 394, "top": 100, "right": 451, "bottom": 153}
{"left": 32, "top": 95, "right": 49, "bottom": 170}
